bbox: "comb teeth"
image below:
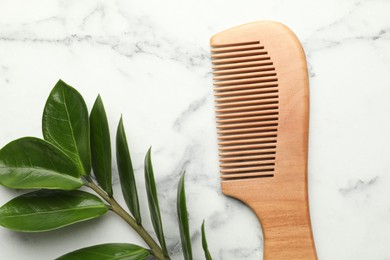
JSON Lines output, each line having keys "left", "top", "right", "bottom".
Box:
{"left": 212, "top": 41, "right": 278, "bottom": 180}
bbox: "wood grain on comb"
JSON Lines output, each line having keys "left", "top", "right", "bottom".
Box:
{"left": 212, "top": 41, "right": 278, "bottom": 180}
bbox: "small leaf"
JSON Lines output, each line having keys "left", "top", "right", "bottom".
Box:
{"left": 56, "top": 243, "right": 151, "bottom": 260}
{"left": 42, "top": 79, "right": 91, "bottom": 176}
{"left": 144, "top": 148, "right": 168, "bottom": 256}
{"left": 90, "top": 95, "right": 112, "bottom": 196}
{"left": 177, "top": 173, "right": 193, "bottom": 260}
{"left": 0, "top": 137, "right": 83, "bottom": 190}
{"left": 116, "top": 116, "right": 141, "bottom": 224}
{"left": 201, "top": 220, "right": 212, "bottom": 260}
{"left": 0, "top": 190, "right": 108, "bottom": 232}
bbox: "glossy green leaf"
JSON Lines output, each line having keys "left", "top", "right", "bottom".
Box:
{"left": 56, "top": 243, "right": 151, "bottom": 260}
{"left": 116, "top": 116, "right": 141, "bottom": 224}
{"left": 0, "top": 190, "right": 108, "bottom": 232}
{"left": 90, "top": 95, "right": 112, "bottom": 196}
{"left": 0, "top": 137, "right": 83, "bottom": 190}
{"left": 177, "top": 173, "right": 193, "bottom": 260}
{"left": 201, "top": 220, "right": 212, "bottom": 260}
{"left": 144, "top": 148, "right": 168, "bottom": 256}
{"left": 42, "top": 79, "right": 91, "bottom": 176}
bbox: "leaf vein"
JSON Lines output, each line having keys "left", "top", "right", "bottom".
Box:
{"left": 0, "top": 205, "right": 106, "bottom": 218}
{"left": 61, "top": 87, "right": 85, "bottom": 173}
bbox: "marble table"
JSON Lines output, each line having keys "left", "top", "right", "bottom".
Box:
{"left": 0, "top": 0, "right": 389, "bottom": 259}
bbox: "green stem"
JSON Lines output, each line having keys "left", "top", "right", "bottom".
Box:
{"left": 86, "top": 181, "right": 169, "bottom": 260}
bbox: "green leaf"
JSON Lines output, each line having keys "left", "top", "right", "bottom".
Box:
{"left": 201, "top": 220, "right": 212, "bottom": 260}
{"left": 116, "top": 116, "right": 141, "bottom": 224}
{"left": 90, "top": 95, "right": 112, "bottom": 196}
{"left": 42, "top": 79, "right": 91, "bottom": 176}
{"left": 144, "top": 148, "right": 168, "bottom": 256}
{"left": 0, "top": 190, "right": 108, "bottom": 232}
{"left": 177, "top": 173, "right": 193, "bottom": 260}
{"left": 0, "top": 137, "right": 83, "bottom": 190}
{"left": 56, "top": 243, "right": 151, "bottom": 260}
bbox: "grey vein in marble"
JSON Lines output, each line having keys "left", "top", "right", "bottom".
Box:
{"left": 173, "top": 94, "right": 211, "bottom": 131}
{"left": 339, "top": 176, "right": 379, "bottom": 195}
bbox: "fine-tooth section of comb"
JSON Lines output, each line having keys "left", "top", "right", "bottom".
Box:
{"left": 211, "top": 41, "right": 279, "bottom": 181}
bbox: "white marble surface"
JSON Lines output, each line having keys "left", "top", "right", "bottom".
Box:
{"left": 0, "top": 0, "right": 390, "bottom": 259}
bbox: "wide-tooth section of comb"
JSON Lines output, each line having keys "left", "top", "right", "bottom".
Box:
{"left": 212, "top": 41, "right": 278, "bottom": 181}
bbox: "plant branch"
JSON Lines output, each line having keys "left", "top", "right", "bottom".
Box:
{"left": 85, "top": 180, "right": 169, "bottom": 260}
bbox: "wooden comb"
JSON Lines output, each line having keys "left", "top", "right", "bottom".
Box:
{"left": 211, "top": 21, "right": 317, "bottom": 259}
